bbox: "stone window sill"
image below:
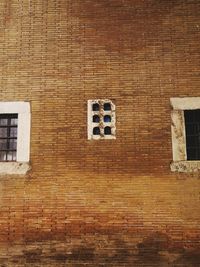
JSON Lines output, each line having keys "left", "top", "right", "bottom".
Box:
{"left": 170, "top": 161, "right": 200, "bottom": 172}
{"left": 0, "top": 162, "right": 31, "bottom": 175}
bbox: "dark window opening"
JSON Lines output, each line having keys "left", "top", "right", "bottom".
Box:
{"left": 93, "top": 127, "right": 100, "bottom": 135}
{"left": 93, "top": 115, "right": 100, "bottom": 123}
{"left": 92, "top": 103, "right": 100, "bottom": 111}
{"left": 103, "top": 103, "right": 111, "bottom": 111}
{"left": 0, "top": 114, "right": 18, "bottom": 162}
{"left": 104, "top": 115, "right": 111, "bottom": 123}
{"left": 184, "top": 109, "right": 200, "bottom": 160}
{"left": 104, "top": 126, "right": 111, "bottom": 135}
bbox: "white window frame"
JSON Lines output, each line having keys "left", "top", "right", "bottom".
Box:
{"left": 0, "top": 102, "right": 31, "bottom": 174}
{"left": 87, "top": 99, "right": 116, "bottom": 140}
{"left": 170, "top": 97, "right": 200, "bottom": 172}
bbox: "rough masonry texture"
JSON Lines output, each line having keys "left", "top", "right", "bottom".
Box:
{"left": 0, "top": 0, "right": 200, "bottom": 266}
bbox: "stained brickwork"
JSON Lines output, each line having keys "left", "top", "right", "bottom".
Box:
{"left": 0, "top": 0, "right": 200, "bottom": 266}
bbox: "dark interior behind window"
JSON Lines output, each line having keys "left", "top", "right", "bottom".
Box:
{"left": 0, "top": 114, "right": 18, "bottom": 161}
{"left": 184, "top": 109, "right": 200, "bottom": 160}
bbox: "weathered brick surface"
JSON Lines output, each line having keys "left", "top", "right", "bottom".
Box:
{"left": 0, "top": 0, "right": 200, "bottom": 266}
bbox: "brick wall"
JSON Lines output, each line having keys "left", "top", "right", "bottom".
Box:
{"left": 0, "top": 0, "right": 199, "bottom": 265}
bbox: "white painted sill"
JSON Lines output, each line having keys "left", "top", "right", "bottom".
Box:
{"left": 0, "top": 162, "right": 31, "bottom": 175}
{"left": 170, "top": 161, "right": 200, "bottom": 173}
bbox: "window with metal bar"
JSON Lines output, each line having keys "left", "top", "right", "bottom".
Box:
{"left": 0, "top": 114, "right": 18, "bottom": 161}
{"left": 184, "top": 109, "right": 200, "bottom": 160}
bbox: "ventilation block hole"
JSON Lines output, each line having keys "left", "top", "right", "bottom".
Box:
{"left": 104, "top": 126, "right": 111, "bottom": 135}
{"left": 93, "top": 115, "right": 100, "bottom": 123}
{"left": 104, "top": 115, "right": 111, "bottom": 123}
{"left": 93, "top": 127, "right": 100, "bottom": 135}
{"left": 92, "top": 103, "right": 100, "bottom": 111}
{"left": 104, "top": 103, "right": 111, "bottom": 111}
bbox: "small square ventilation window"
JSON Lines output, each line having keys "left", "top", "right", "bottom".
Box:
{"left": 87, "top": 99, "right": 116, "bottom": 140}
